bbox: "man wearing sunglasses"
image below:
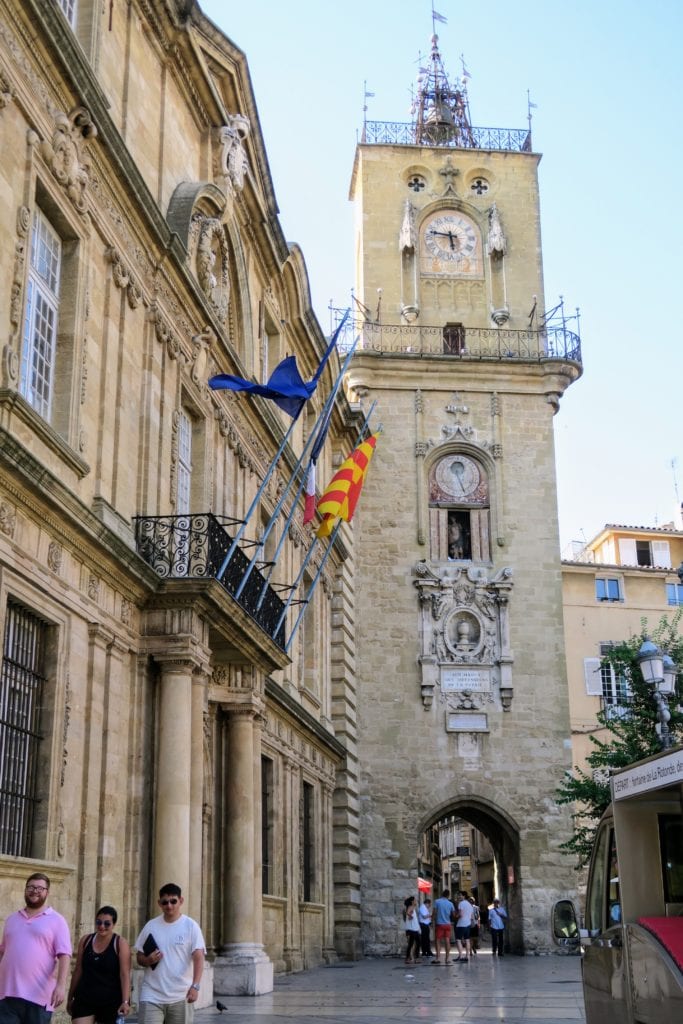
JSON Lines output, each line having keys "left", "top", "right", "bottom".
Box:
{"left": 0, "top": 873, "right": 72, "bottom": 1024}
{"left": 135, "top": 884, "right": 205, "bottom": 1024}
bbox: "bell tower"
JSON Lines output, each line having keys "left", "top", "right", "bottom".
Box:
{"left": 342, "top": 29, "right": 582, "bottom": 954}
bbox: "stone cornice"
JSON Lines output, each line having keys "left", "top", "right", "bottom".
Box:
{"left": 265, "top": 677, "right": 345, "bottom": 761}
{"left": 0, "top": 425, "right": 159, "bottom": 597}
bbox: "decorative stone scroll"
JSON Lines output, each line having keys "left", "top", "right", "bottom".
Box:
{"left": 195, "top": 217, "right": 230, "bottom": 323}
{"left": 413, "top": 560, "right": 513, "bottom": 713}
{"left": 40, "top": 107, "right": 97, "bottom": 215}
{"left": 104, "top": 246, "right": 143, "bottom": 309}
{"left": 0, "top": 68, "right": 15, "bottom": 109}
{"left": 215, "top": 113, "right": 250, "bottom": 194}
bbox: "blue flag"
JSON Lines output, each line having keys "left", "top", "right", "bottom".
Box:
{"left": 209, "top": 311, "right": 349, "bottom": 419}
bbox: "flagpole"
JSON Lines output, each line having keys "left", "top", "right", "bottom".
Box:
{"left": 268, "top": 401, "right": 377, "bottom": 632}
{"left": 233, "top": 333, "right": 359, "bottom": 602}
{"left": 215, "top": 312, "right": 349, "bottom": 583}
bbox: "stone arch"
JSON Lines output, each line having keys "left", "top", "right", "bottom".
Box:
{"left": 417, "top": 794, "right": 523, "bottom": 954}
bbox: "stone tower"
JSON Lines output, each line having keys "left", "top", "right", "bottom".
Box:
{"left": 343, "top": 31, "right": 582, "bottom": 952}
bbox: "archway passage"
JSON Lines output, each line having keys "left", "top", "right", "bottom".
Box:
{"left": 417, "top": 797, "right": 522, "bottom": 954}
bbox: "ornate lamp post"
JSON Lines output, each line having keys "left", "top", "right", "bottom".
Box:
{"left": 636, "top": 638, "right": 677, "bottom": 750}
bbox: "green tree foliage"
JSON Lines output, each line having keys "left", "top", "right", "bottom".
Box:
{"left": 556, "top": 614, "right": 683, "bottom": 867}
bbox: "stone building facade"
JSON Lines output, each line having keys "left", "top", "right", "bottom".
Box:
{"left": 0, "top": 0, "right": 361, "bottom": 995}
{"left": 343, "top": 34, "right": 582, "bottom": 953}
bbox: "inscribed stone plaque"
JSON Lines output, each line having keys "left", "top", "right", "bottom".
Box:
{"left": 441, "top": 668, "right": 491, "bottom": 692}
{"left": 446, "top": 712, "right": 488, "bottom": 733}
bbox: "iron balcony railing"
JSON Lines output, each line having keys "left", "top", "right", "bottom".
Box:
{"left": 331, "top": 317, "right": 581, "bottom": 364}
{"left": 363, "top": 120, "right": 532, "bottom": 152}
{"left": 134, "top": 513, "right": 286, "bottom": 649}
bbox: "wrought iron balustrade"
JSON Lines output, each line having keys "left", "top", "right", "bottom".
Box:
{"left": 134, "top": 513, "right": 286, "bottom": 649}
{"left": 363, "top": 120, "right": 531, "bottom": 152}
{"left": 330, "top": 316, "right": 581, "bottom": 364}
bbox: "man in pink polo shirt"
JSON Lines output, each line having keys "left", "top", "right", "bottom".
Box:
{"left": 0, "top": 872, "right": 72, "bottom": 1024}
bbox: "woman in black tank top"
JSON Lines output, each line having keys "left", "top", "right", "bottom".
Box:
{"left": 68, "top": 905, "right": 132, "bottom": 1024}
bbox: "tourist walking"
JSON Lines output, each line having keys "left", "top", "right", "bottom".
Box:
{"left": 489, "top": 898, "right": 508, "bottom": 957}
{"left": 454, "top": 891, "right": 473, "bottom": 962}
{"left": 431, "top": 889, "right": 456, "bottom": 965}
{"left": 402, "top": 896, "right": 421, "bottom": 964}
{"left": 68, "top": 906, "right": 131, "bottom": 1024}
{"left": 0, "top": 872, "right": 72, "bottom": 1024}
{"left": 417, "top": 897, "right": 432, "bottom": 958}
{"left": 135, "top": 883, "right": 205, "bottom": 1024}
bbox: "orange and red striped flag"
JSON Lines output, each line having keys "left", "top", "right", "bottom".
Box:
{"left": 316, "top": 433, "right": 378, "bottom": 538}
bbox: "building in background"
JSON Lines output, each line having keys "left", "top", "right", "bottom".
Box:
{"left": 562, "top": 522, "right": 683, "bottom": 771}
{"left": 0, "top": 0, "right": 362, "bottom": 995}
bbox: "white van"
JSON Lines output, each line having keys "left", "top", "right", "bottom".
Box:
{"left": 553, "top": 745, "right": 683, "bottom": 1023}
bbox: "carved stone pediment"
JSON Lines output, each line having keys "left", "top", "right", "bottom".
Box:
{"left": 413, "top": 561, "right": 513, "bottom": 713}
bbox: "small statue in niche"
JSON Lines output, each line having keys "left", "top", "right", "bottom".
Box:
{"left": 447, "top": 511, "right": 470, "bottom": 560}
{"left": 399, "top": 199, "right": 417, "bottom": 252}
{"left": 486, "top": 202, "right": 507, "bottom": 258}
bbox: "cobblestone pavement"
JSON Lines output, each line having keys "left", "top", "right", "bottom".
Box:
{"left": 197, "top": 950, "right": 586, "bottom": 1023}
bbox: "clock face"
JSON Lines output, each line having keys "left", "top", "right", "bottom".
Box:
{"left": 435, "top": 455, "right": 481, "bottom": 500}
{"left": 422, "top": 211, "right": 479, "bottom": 272}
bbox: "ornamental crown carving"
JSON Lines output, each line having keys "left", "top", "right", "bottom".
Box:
{"left": 40, "top": 107, "right": 97, "bottom": 215}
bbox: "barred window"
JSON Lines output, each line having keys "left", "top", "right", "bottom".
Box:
{"left": 0, "top": 602, "right": 47, "bottom": 857}
{"left": 20, "top": 210, "right": 62, "bottom": 420}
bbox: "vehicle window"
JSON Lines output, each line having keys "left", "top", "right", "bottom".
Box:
{"left": 586, "top": 824, "right": 610, "bottom": 934}
{"left": 659, "top": 815, "right": 683, "bottom": 903}
{"left": 607, "top": 829, "right": 621, "bottom": 924}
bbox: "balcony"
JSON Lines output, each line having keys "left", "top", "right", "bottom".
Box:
{"left": 134, "top": 513, "right": 286, "bottom": 649}
{"left": 331, "top": 316, "right": 581, "bottom": 365}
{"left": 362, "top": 120, "right": 531, "bottom": 152}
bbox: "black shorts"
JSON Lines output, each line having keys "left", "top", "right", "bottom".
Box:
{"left": 70, "top": 999, "right": 118, "bottom": 1024}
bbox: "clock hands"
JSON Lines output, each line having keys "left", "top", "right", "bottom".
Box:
{"left": 429, "top": 228, "right": 458, "bottom": 251}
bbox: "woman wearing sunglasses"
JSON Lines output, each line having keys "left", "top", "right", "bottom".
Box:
{"left": 67, "top": 906, "right": 132, "bottom": 1024}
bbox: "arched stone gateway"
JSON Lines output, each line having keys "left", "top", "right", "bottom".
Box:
{"left": 417, "top": 797, "right": 522, "bottom": 954}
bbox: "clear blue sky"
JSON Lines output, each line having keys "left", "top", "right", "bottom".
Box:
{"left": 201, "top": 0, "right": 683, "bottom": 552}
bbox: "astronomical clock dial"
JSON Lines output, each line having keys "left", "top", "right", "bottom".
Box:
{"left": 422, "top": 211, "right": 479, "bottom": 272}
{"left": 435, "top": 454, "right": 481, "bottom": 500}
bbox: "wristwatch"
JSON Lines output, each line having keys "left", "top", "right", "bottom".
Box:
{"left": 190, "top": 984, "right": 200, "bottom": 991}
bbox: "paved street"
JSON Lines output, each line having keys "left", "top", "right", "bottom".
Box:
{"left": 197, "top": 951, "right": 586, "bottom": 1023}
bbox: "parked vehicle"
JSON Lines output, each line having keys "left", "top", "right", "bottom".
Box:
{"left": 553, "top": 745, "right": 683, "bottom": 1023}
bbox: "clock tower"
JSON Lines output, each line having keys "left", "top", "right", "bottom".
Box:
{"left": 342, "top": 31, "right": 582, "bottom": 953}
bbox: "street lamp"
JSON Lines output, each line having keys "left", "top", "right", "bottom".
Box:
{"left": 636, "top": 637, "right": 677, "bottom": 750}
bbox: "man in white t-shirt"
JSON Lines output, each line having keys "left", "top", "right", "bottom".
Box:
{"left": 135, "top": 883, "right": 205, "bottom": 1024}
{"left": 454, "top": 891, "right": 474, "bottom": 962}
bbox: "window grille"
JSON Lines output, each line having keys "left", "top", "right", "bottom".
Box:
{"left": 0, "top": 602, "right": 47, "bottom": 857}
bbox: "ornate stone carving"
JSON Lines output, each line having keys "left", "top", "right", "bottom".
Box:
{"left": 0, "top": 501, "right": 16, "bottom": 538}
{"left": 121, "top": 598, "right": 132, "bottom": 626}
{"left": 0, "top": 68, "right": 15, "bottom": 109}
{"left": 399, "top": 199, "right": 416, "bottom": 252}
{"left": 150, "top": 304, "right": 183, "bottom": 363}
{"left": 486, "top": 202, "right": 507, "bottom": 257}
{"left": 47, "top": 540, "right": 63, "bottom": 574}
{"left": 191, "top": 327, "right": 214, "bottom": 390}
{"left": 87, "top": 574, "right": 100, "bottom": 601}
{"left": 40, "top": 107, "right": 97, "bottom": 215}
{"left": 104, "top": 246, "right": 143, "bottom": 309}
{"left": 170, "top": 410, "right": 180, "bottom": 508}
{"left": 60, "top": 679, "right": 72, "bottom": 787}
{"left": 4, "top": 205, "right": 31, "bottom": 385}
{"left": 439, "top": 158, "right": 459, "bottom": 195}
{"left": 216, "top": 114, "right": 250, "bottom": 193}
{"left": 415, "top": 441, "right": 428, "bottom": 458}
{"left": 196, "top": 218, "right": 229, "bottom": 322}
{"left": 413, "top": 561, "right": 514, "bottom": 712}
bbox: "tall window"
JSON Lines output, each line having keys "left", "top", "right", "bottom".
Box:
{"left": 176, "top": 410, "right": 193, "bottom": 514}
{"left": 302, "top": 781, "right": 315, "bottom": 902}
{"left": 57, "top": 0, "right": 77, "bottom": 27}
{"left": 21, "top": 210, "right": 62, "bottom": 420}
{"left": 666, "top": 582, "right": 683, "bottom": 606}
{"left": 261, "top": 756, "right": 274, "bottom": 894}
{"left": 0, "top": 602, "right": 47, "bottom": 857}
{"left": 599, "top": 642, "right": 630, "bottom": 717}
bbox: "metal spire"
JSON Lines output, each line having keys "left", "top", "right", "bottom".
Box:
{"left": 411, "top": 32, "right": 475, "bottom": 147}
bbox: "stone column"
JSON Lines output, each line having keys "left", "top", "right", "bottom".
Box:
{"left": 282, "top": 758, "right": 302, "bottom": 972}
{"left": 187, "top": 667, "right": 208, "bottom": 921}
{"left": 321, "top": 779, "right": 337, "bottom": 963}
{"left": 154, "top": 658, "right": 194, "bottom": 895}
{"left": 213, "top": 699, "right": 273, "bottom": 995}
